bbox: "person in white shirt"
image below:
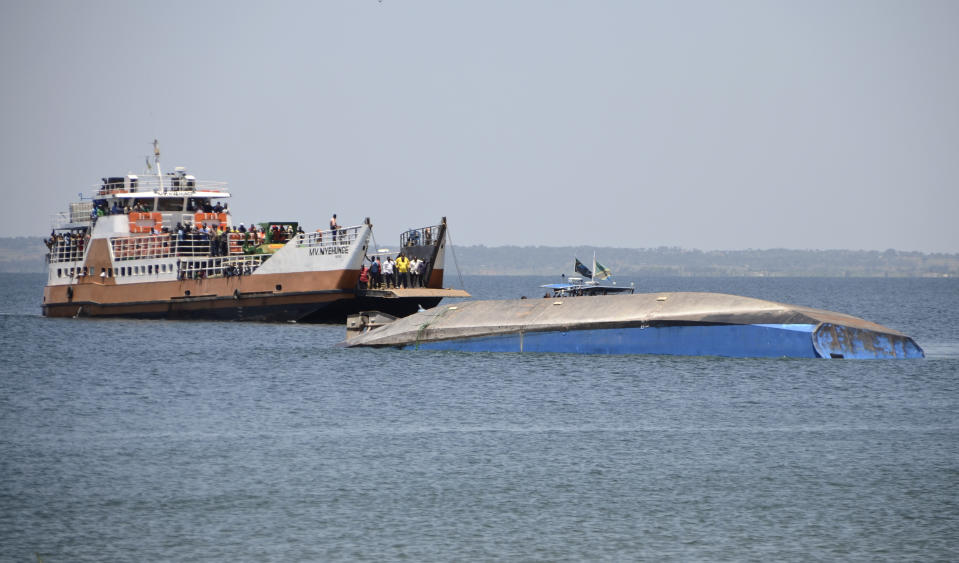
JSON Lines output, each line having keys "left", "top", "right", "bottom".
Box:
{"left": 382, "top": 257, "right": 394, "bottom": 288}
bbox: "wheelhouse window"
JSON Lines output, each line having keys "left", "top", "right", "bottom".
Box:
{"left": 133, "top": 198, "right": 155, "bottom": 211}
{"left": 187, "top": 197, "right": 211, "bottom": 212}
{"left": 157, "top": 197, "right": 185, "bottom": 212}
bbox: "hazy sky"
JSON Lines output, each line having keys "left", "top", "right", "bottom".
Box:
{"left": 1, "top": 1, "right": 956, "bottom": 252}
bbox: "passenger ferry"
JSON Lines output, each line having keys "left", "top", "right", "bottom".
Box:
{"left": 42, "top": 142, "right": 457, "bottom": 321}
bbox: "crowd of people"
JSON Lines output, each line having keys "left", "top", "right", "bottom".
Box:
{"left": 51, "top": 207, "right": 438, "bottom": 289}
{"left": 44, "top": 230, "right": 88, "bottom": 256}
{"left": 358, "top": 253, "right": 430, "bottom": 290}
{"left": 90, "top": 198, "right": 229, "bottom": 218}
{"left": 48, "top": 214, "right": 332, "bottom": 263}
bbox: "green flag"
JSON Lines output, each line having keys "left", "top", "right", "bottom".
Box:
{"left": 594, "top": 260, "right": 612, "bottom": 280}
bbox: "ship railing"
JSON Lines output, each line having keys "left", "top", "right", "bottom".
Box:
{"left": 50, "top": 211, "right": 93, "bottom": 230}
{"left": 400, "top": 223, "right": 442, "bottom": 247}
{"left": 91, "top": 176, "right": 229, "bottom": 197}
{"left": 109, "top": 232, "right": 272, "bottom": 261}
{"left": 176, "top": 255, "right": 270, "bottom": 280}
{"left": 295, "top": 225, "right": 363, "bottom": 249}
{"left": 47, "top": 237, "right": 88, "bottom": 263}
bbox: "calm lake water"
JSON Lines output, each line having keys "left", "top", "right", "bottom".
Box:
{"left": 1, "top": 273, "right": 957, "bottom": 561}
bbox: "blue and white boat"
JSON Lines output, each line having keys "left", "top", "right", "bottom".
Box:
{"left": 541, "top": 255, "right": 635, "bottom": 297}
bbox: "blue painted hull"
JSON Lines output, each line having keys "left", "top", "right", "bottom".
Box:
{"left": 403, "top": 322, "right": 924, "bottom": 359}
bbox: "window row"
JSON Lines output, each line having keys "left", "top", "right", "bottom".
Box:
{"left": 56, "top": 263, "right": 174, "bottom": 278}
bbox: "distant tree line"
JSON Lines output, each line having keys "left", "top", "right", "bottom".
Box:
{"left": 450, "top": 245, "right": 959, "bottom": 278}
{"left": 3, "top": 237, "right": 957, "bottom": 277}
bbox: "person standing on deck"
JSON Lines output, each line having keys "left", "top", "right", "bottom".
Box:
{"left": 369, "top": 257, "right": 381, "bottom": 288}
{"left": 358, "top": 264, "right": 369, "bottom": 290}
{"left": 330, "top": 213, "right": 339, "bottom": 242}
{"left": 395, "top": 253, "right": 410, "bottom": 289}
{"left": 382, "top": 256, "right": 394, "bottom": 288}
{"left": 415, "top": 257, "right": 426, "bottom": 287}
{"left": 410, "top": 257, "right": 422, "bottom": 287}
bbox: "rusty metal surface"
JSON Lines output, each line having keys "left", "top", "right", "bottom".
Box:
{"left": 813, "top": 323, "right": 923, "bottom": 359}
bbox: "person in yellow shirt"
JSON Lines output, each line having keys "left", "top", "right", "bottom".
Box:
{"left": 395, "top": 253, "right": 410, "bottom": 288}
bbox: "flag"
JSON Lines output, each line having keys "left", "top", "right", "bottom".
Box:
{"left": 594, "top": 260, "right": 612, "bottom": 280}
{"left": 574, "top": 258, "right": 592, "bottom": 278}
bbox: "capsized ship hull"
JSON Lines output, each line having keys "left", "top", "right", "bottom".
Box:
{"left": 342, "top": 292, "right": 924, "bottom": 359}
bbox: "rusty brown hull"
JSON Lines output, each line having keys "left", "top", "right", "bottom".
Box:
{"left": 42, "top": 270, "right": 361, "bottom": 322}
{"left": 42, "top": 268, "right": 467, "bottom": 323}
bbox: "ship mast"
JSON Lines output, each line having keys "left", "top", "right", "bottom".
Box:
{"left": 153, "top": 139, "right": 163, "bottom": 191}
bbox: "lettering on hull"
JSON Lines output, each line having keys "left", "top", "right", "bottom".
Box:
{"left": 309, "top": 246, "right": 349, "bottom": 257}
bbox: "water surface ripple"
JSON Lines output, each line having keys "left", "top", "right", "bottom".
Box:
{"left": 1, "top": 274, "right": 957, "bottom": 561}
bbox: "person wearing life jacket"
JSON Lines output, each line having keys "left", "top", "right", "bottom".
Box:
{"left": 358, "top": 264, "right": 369, "bottom": 290}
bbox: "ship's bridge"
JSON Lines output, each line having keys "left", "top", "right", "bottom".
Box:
{"left": 92, "top": 169, "right": 230, "bottom": 200}
{"left": 54, "top": 169, "right": 233, "bottom": 234}
{"left": 90, "top": 170, "right": 230, "bottom": 217}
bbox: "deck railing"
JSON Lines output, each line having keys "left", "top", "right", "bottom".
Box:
{"left": 49, "top": 224, "right": 365, "bottom": 265}
{"left": 400, "top": 223, "right": 442, "bottom": 247}
{"left": 91, "top": 176, "right": 229, "bottom": 197}
{"left": 108, "top": 232, "right": 270, "bottom": 261}
{"left": 295, "top": 225, "right": 363, "bottom": 249}
{"left": 46, "top": 237, "right": 87, "bottom": 263}
{"left": 176, "top": 255, "right": 270, "bottom": 279}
